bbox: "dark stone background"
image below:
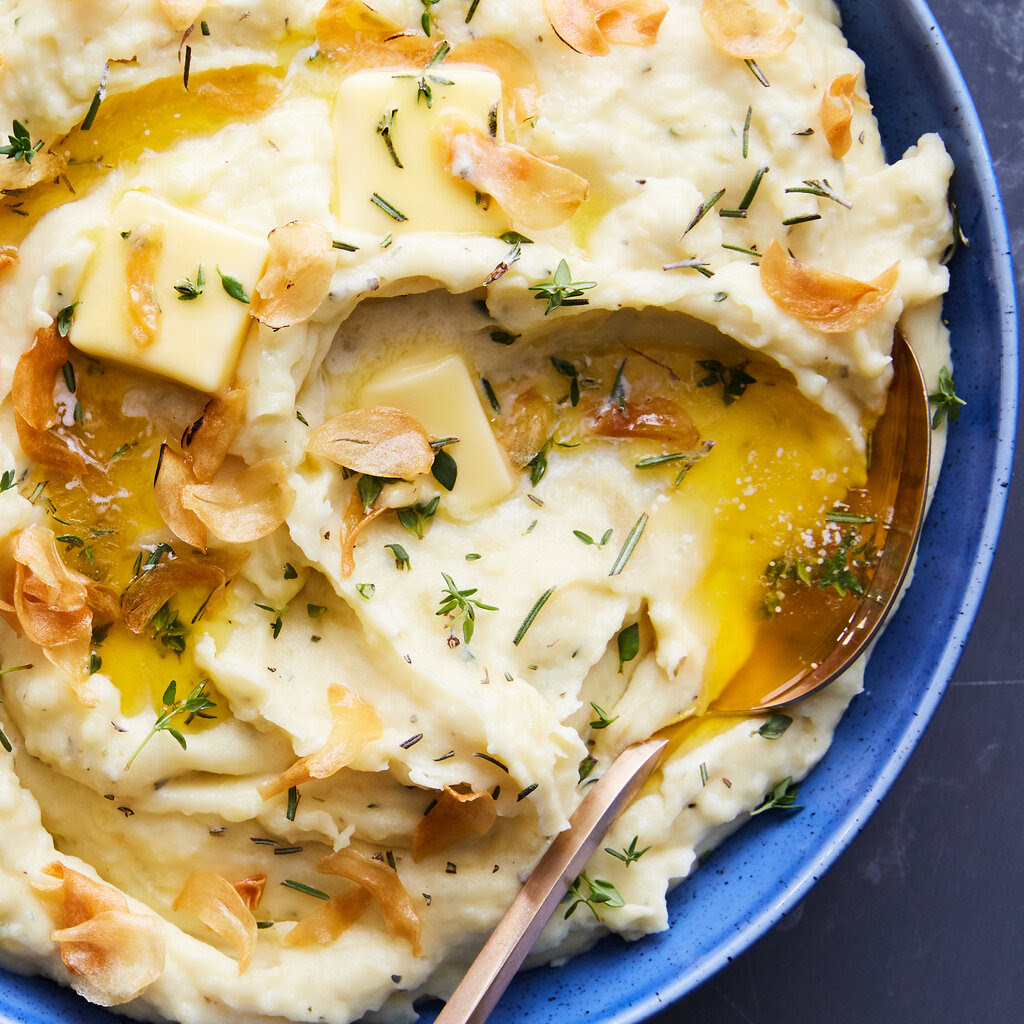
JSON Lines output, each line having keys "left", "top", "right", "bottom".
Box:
{"left": 659, "top": 2, "right": 1024, "bottom": 1020}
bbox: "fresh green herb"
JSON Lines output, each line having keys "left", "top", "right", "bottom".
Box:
{"left": 609, "top": 358, "right": 627, "bottom": 412}
{"left": 437, "top": 572, "right": 497, "bottom": 643}
{"left": 481, "top": 378, "right": 501, "bottom": 413}
{"left": 782, "top": 213, "right": 821, "bottom": 226}
{"left": 941, "top": 201, "right": 969, "bottom": 265}
{"left": 386, "top": 543, "right": 412, "bottom": 570}
{"left": 721, "top": 242, "right": 761, "bottom": 259}
{"left": 307, "top": 604, "right": 327, "bottom": 619}
{"left": 0, "top": 120, "right": 43, "bottom": 162}
{"left": 523, "top": 519, "right": 537, "bottom": 535}
{"left": 578, "top": 755, "right": 597, "bottom": 783}
{"left": 605, "top": 835, "right": 651, "bottom": 866}
{"left": 499, "top": 230, "right": 533, "bottom": 245}
{"left": 274, "top": 847, "right": 304, "bottom": 856}
{"left": 664, "top": 253, "right": 716, "bottom": 278}
{"left": 356, "top": 582, "right": 376, "bottom": 600}
{"left": 175, "top": 265, "right": 205, "bottom": 300}
{"left": 110, "top": 441, "right": 136, "bottom": 460}
{"left": 680, "top": 188, "right": 725, "bottom": 238}
{"left": 286, "top": 786, "right": 300, "bottom": 821}
{"left": 525, "top": 437, "right": 554, "bottom": 486}
{"left": 608, "top": 512, "right": 648, "bottom": 576}
{"left": 61, "top": 360, "right": 76, "bottom": 393}
{"left": 89, "top": 651, "right": 102, "bottom": 675}
{"left": 697, "top": 359, "right": 756, "bottom": 404}
{"left": 0, "top": 470, "right": 15, "bottom": 493}
{"left": 928, "top": 366, "right": 965, "bottom": 428}
{"left": 713, "top": 291, "right": 728, "bottom": 302}
{"left": 528, "top": 259, "right": 596, "bottom": 315}
{"left": 616, "top": 622, "right": 639, "bottom": 673}
{"left": 573, "top": 530, "right": 595, "bottom": 545}
{"left": 563, "top": 873, "right": 624, "bottom": 919}
{"left": 758, "top": 714, "right": 793, "bottom": 739}
{"left": 376, "top": 107, "right": 403, "bottom": 168}
{"left": 600, "top": 528, "right": 613, "bottom": 546}
{"left": 784, "top": 178, "right": 851, "bottom": 209}
{"left": 432, "top": 449, "right": 458, "bottom": 491}
{"left": 296, "top": 409, "right": 309, "bottom": 425}
{"left": 517, "top": 783, "right": 538, "bottom": 801}
{"left": 56, "top": 302, "right": 79, "bottom": 338}
{"left": 411, "top": 41, "right": 453, "bottom": 106}
{"left": 81, "top": 63, "right": 110, "bottom": 132}
{"left": 490, "top": 330, "right": 519, "bottom": 346}
{"left": 699, "top": 761, "right": 709, "bottom": 786}
{"left": 56, "top": 531, "right": 94, "bottom": 563}
{"left": 744, "top": 58, "right": 769, "bottom": 88}
{"left": 825, "top": 510, "right": 875, "bottom": 525}
{"left": 718, "top": 207, "right": 747, "bottom": 219}
{"left": 817, "top": 528, "right": 869, "bottom": 597}
{"left": 420, "top": 0, "right": 440, "bottom": 34}
{"left": 397, "top": 495, "right": 440, "bottom": 538}
{"left": 465, "top": 553, "right": 481, "bottom": 561}
{"left": 255, "top": 602, "right": 287, "bottom": 639}
{"left": 283, "top": 563, "right": 298, "bottom": 580}
{"left": 466, "top": 0, "right": 481, "bottom": 21}
{"left": 742, "top": 104, "right": 752, "bottom": 158}
{"left": 357, "top": 474, "right": 385, "bottom": 512}
{"left": 551, "top": 355, "right": 581, "bottom": 406}
{"left": 183, "top": 44, "right": 192, "bottom": 89}
{"left": 256, "top": 920, "right": 274, "bottom": 928}
{"left": 793, "top": 127, "right": 814, "bottom": 136}
{"left": 151, "top": 602, "right": 189, "bottom": 652}
{"left": 73, "top": 399, "right": 84, "bottom": 424}
{"left": 0, "top": 664, "right": 31, "bottom": 677}
{"left": 124, "top": 680, "right": 216, "bottom": 769}
{"left": 739, "top": 162, "right": 768, "bottom": 210}
{"left": 370, "top": 193, "right": 408, "bottom": 222}
{"left": 473, "top": 751, "right": 509, "bottom": 773}
{"left": 751, "top": 776, "right": 802, "bottom": 815}
{"left": 332, "top": 239, "right": 359, "bottom": 252}
{"left": 589, "top": 702, "right": 618, "bottom": 730}
{"left": 281, "top": 879, "right": 330, "bottom": 901}
{"left": 512, "top": 586, "right": 555, "bottom": 646}
{"left": 217, "top": 268, "right": 250, "bottom": 303}
{"left": 381, "top": 233, "right": 393, "bottom": 248}
{"left": 0, "top": 728, "right": 10, "bottom": 753}
{"left": 200, "top": 19, "right": 211, "bottom": 35}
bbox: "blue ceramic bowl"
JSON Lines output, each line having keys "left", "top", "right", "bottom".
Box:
{"left": 0, "top": 2, "right": 1016, "bottom": 1023}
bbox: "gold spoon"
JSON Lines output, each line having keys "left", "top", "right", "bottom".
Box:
{"left": 435, "top": 330, "right": 932, "bottom": 1024}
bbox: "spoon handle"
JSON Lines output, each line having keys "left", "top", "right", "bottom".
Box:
{"left": 434, "top": 736, "right": 669, "bottom": 1024}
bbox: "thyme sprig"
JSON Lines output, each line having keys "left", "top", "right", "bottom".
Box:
{"left": 529, "top": 259, "right": 596, "bottom": 315}
{"left": 437, "top": 572, "right": 497, "bottom": 644}
{"left": 696, "top": 359, "right": 756, "bottom": 405}
{"left": 0, "top": 120, "right": 43, "bottom": 162}
{"left": 174, "top": 265, "right": 205, "bottom": 301}
{"left": 124, "top": 680, "right": 216, "bottom": 770}
{"left": 376, "top": 108, "right": 403, "bottom": 168}
{"left": 928, "top": 366, "right": 965, "bottom": 428}
{"left": 563, "top": 873, "right": 624, "bottom": 919}
{"left": 751, "top": 776, "right": 802, "bottom": 815}
{"left": 605, "top": 835, "right": 651, "bottom": 866}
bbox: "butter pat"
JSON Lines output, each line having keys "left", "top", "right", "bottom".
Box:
{"left": 361, "top": 354, "right": 516, "bottom": 516}
{"left": 71, "top": 191, "right": 270, "bottom": 393}
{"left": 334, "top": 67, "right": 509, "bottom": 235}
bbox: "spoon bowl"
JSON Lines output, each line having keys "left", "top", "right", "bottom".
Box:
{"left": 435, "top": 329, "right": 933, "bottom": 1024}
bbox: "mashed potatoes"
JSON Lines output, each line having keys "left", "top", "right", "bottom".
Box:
{"left": 0, "top": 2, "right": 953, "bottom": 1022}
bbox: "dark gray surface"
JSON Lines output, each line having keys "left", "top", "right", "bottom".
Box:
{"left": 658, "top": 2, "right": 1024, "bottom": 1021}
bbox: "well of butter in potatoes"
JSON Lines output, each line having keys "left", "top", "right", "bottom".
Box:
{"left": 0, "top": 2, "right": 954, "bottom": 1023}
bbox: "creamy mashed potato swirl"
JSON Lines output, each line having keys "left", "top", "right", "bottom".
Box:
{"left": 0, "top": 2, "right": 953, "bottom": 1022}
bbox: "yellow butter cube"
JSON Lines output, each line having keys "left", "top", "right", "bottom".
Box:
{"left": 71, "top": 190, "right": 270, "bottom": 394}
{"left": 361, "top": 353, "right": 516, "bottom": 516}
{"left": 334, "top": 67, "right": 509, "bottom": 235}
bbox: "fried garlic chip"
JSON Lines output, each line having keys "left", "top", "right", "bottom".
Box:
{"left": 589, "top": 394, "right": 701, "bottom": 445}
{"left": 820, "top": 73, "right": 861, "bottom": 159}
{"left": 233, "top": 874, "right": 267, "bottom": 912}
{"left": 0, "top": 245, "right": 18, "bottom": 273}
{"left": 0, "top": 150, "right": 64, "bottom": 192}
{"left": 42, "top": 863, "right": 165, "bottom": 1007}
{"left": 760, "top": 240, "right": 899, "bottom": 334}
{"left": 259, "top": 683, "right": 383, "bottom": 800}
{"left": 317, "top": 848, "right": 422, "bottom": 956}
{"left": 316, "top": 0, "right": 433, "bottom": 72}
{"left": 125, "top": 221, "right": 164, "bottom": 349}
{"left": 494, "top": 388, "right": 556, "bottom": 469}
{"left": 160, "top": 0, "right": 207, "bottom": 32}
{"left": 413, "top": 786, "right": 497, "bottom": 862}
{"left": 284, "top": 890, "right": 370, "bottom": 947}
{"left": 8, "top": 525, "right": 119, "bottom": 705}
{"left": 173, "top": 871, "right": 257, "bottom": 973}
{"left": 452, "top": 38, "right": 540, "bottom": 127}
{"left": 307, "top": 407, "right": 434, "bottom": 479}
{"left": 439, "top": 113, "right": 588, "bottom": 230}
{"left": 252, "top": 222, "right": 336, "bottom": 330}
{"left": 121, "top": 553, "right": 243, "bottom": 634}
{"left": 545, "top": 0, "right": 667, "bottom": 56}
{"left": 154, "top": 444, "right": 209, "bottom": 552}
{"left": 195, "top": 69, "right": 284, "bottom": 115}
{"left": 181, "top": 388, "right": 249, "bottom": 484}
{"left": 341, "top": 499, "right": 387, "bottom": 578}
{"left": 700, "top": 0, "right": 801, "bottom": 59}
{"left": 181, "top": 459, "right": 296, "bottom": 544}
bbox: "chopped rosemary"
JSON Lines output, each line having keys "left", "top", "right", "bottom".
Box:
{"left": 480, "top": 378, "right": 501, "bottom": 414}
{"left": 738, "top": 163, "right": 768, "bottom": 210}
{"left": 466, "top": 0, "right": 482, "bottom": 21}
{"left": 941, "top": 201, "right": 969, "bottom": 265}
{"left": 721, "top": 242, "right": 762, "bottom": 259}
{"left": 663, "top": 256, "right": 714, "bottom": 277}
{"left": 680, "top": 188, "right": 725, "bottom": 238}
{"left": 784, "top": 178, "right": 851, "bottom": 209}
{"left": 332, "top": 239, "right": 359, "bottom": 252}
{"left": 370, "top": 193, "right": 408, "bottom": 222}
{"left": 744, "top": 58, "right": 769, "bottom": 88}
{"left": 741, "top": 105, "right": 752, "bottom": 158}
{"left": 473, "top": 751, "right": 509, "bottom": 773}
{"left": 286, "top": 785, "right": 300, "bottom": 821}
{"left": 281, "top": 879, "right": 330, "bottom": 900}
{"left": 512, "top": 586, "right": 555, "bottom": 646}
{"left": 608, "top": 513, "right": 648, "bottom": 576}
{"left": 81, "top": 62, "right": 110, "bottom": 132}
{"left": 782, "top": 213, "right": 821, "bottom": 226}
{"left": 376, "top": 108, "right": 403, "bottom": 168}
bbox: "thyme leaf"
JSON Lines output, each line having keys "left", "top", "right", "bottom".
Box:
{"left": 124, "top": 680, "right": 216, "bottom": 770}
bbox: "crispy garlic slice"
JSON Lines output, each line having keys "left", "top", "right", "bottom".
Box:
{"left": 258, "top": 683, "right": 383, "bottom": 799}
{"left": 438, "top": 113, "right": 588, "bottom": 230}
{"left": 160, "top": 0, "right": 207, "bottom": 32}
{"left": 545, "top": 0, "right": 668, "bottom": 57}
{"left": 252, "top": 222, "right": 336, "bottom": 330}
{"left": 316, "top": 0, "right": 434, "bottom": 72}
{"left": 700, "top": 0, "right": 802, "bottom": 59}
{"left": 195, "top": 69, "right": 284, "bottom": 114}
{"left": 820, "top": 73, "right": 863, "bottom": 159}
{"left": 760, "top": 239, "right": 899, "bottom": 333}
{"left": 3, "top": 526, "right": 119, "bottom": 706}
{"left": 232, "top": 874, "right": 268, "bottom": 913}
{"left": 317, "top": 848, "right": 422, "bottom": 956}
{"left": 173, "top": 871, "right": 258, "bottom": 973}
{"left": 181, "top": 388, "right": 248, "bottom": 484}
{"left": 38, "top": 863, "right": 165, "bottom": 1008}
{"left": 412, "top": 785, "right": 498, "bottom": 861}
{"left": 306, "top": 407, "right": 435, "bottom": 479}
{"left": 0, "top": 245, "right": 18, "bottom": 273}
{"left": 284, "top": 890, "right": 371, "bottom": 947}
